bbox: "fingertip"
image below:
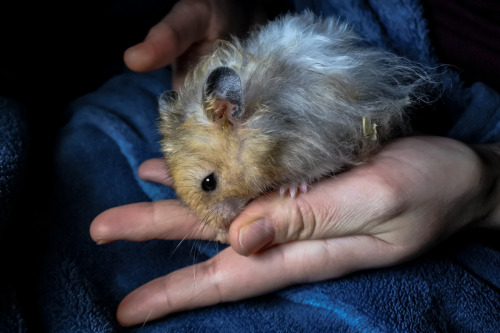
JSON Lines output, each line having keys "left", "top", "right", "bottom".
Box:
{"left": 123, "top": 42, "right": 157, "bottom": 72}
{"left": 230, "top": 218, "right": 275, "bottom": 256}
{"left": 116, "top": 279, "right": 162, "bottom": 326}
{"left": 228, "top": 195, "right": 279, "bottom": 255}
{"left": 138, "top": 158, "right": 172, "bottom": 185}
{"left": 116, "top": 293, "right": 143, "bottom": 327}
{"left": 89, "top": 210, "right": 114, "bottom": 244}
{"left": 90, "top": 203, "right": 152, "bottom": 244}
{"left": 116, "top": 275, "right": 178, "bottom": 326}
{"left": 116, "top": 294, "right": 141, "bottom": 327}
{"left": 124, "top": 18, "right": 186, "bottom": 73}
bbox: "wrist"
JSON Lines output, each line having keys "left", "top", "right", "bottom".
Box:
{"left": 471, "top": 143, "right": 500, "bottom": 230}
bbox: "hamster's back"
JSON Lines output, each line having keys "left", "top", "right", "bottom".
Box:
{"left": 228, "top": 12, "right": 429, "bottom": 183}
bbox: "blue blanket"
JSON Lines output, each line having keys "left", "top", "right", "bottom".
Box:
{"left": 2, "top": 0, "right": 499, "bottom": 331}
{"left": 0, "top": 98, "right": 29, "bottom": 331}
{"left": 0, "top": 98, "right": 28, "bottom": 231}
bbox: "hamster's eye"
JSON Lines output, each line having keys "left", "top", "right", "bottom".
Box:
{"left": 201, "top": 173, "right": 217, "bottom": 192}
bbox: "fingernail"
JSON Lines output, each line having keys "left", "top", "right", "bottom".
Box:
{"left": 239, "top": 219, "right": 275, "bottom": 254}
{"left": 94, "top": 238, "right": 106, "bottom": 245}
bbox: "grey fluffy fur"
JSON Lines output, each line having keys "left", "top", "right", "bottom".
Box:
{"left": 159, "top": 11, "right": 437, "bottom": 229}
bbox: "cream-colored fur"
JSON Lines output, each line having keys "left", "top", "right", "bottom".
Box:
{"left": 158, "top": 11, "right": 438, "bottom": 230}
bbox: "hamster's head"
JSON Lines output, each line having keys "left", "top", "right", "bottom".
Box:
{"left": 158, "top": 66, "right": 281, "bottom": 231}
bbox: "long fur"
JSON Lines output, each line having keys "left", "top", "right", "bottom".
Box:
{"left": 159, "top": 11, "right": 438, "bottom": 230}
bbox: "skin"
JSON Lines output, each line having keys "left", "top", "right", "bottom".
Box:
{"left": 92, "top": 0, "right": 500, "bottom": 326}
{"left": 123, "top": 0, "right": 269, "bottom": 89}
{"left": 92, "top": 137, "right": 500, "bottom": 326}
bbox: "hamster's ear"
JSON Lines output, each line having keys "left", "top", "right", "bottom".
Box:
{"left": 159, "top": 91, "right": 178, "bottom": 115}
{"left": 203, "top": 66, "right": 244, "bottom": 125}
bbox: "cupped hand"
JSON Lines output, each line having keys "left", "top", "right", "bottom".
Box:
{"left": 91, "top": 136, "right": 494, "bottom": 326}
{"left": 123, "top": 0, "right": 268, "bottom": 89}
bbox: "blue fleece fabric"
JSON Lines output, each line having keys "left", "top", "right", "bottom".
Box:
{"left": 0, "top": 98, "right": 28, "bottom": 230}
{"left": 1, "top": 0, "right": 499, "bottom": 331}
{"left": 0, "top": 98, "right": 29, "bottom": 333}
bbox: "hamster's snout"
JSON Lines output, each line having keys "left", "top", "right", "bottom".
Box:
{"left": 208, "top": 197, "right": 250, "bottom": 230}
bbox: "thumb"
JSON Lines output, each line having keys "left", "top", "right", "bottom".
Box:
{"left": 228, "top": 191, "right": 330, "bottom": 256}
{"left": 124, "top": 0, "right": 212, "bottom": 72}
{"left": 228, "top": 172, "right": 391, "bottom": 256}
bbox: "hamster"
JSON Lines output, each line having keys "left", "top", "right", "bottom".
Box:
{"left": 158, "top": 11, "right": 437, "bottom": 232}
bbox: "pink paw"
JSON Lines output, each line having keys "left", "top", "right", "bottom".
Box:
{"left": 279, "top": 182, "right": 308, "bottom": 198}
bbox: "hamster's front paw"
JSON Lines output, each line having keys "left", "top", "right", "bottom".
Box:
{"left": 279, "top": 182, "right": 308, "bottom": 198}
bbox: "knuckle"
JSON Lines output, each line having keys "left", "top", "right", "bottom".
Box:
{"left": 159, "top": 274, "right": 178, "bottom": 311}
{"left": 199, "top": 258, "right": 225, "bottom": 303}
{"left": 363, "top": 171, "right": 408, "bottom": 220}
{"left": 274, "top": 197, "right": 318, "bottom": 241}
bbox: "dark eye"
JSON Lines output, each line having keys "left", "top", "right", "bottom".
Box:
{"left": 201, "top": 173, "right": 217, "bottom": 192}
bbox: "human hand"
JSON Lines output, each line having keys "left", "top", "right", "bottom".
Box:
{"left": 90, "top": 136, "right": 499, "bottom": 326}
{"left": 123, "top": 0, "right": 269, "bottom": 89}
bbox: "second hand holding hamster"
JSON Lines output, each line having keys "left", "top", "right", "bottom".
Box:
{"left": 158, "top": 11, "right": 437, "bottom": 233}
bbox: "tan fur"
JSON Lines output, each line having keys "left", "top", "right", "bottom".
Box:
{"left": 158, "top": 12, "right": 438, "bottom": 230}
{"left": 161, "top": 113, "right": 283, "bottom": 229}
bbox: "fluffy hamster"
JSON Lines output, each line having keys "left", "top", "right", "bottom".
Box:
{"left": 158, "top": 12, "right": 436, "bottom": 231}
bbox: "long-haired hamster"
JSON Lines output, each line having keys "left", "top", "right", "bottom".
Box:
{"left": 158, "top": 11, "right": 437, "bottom": 231}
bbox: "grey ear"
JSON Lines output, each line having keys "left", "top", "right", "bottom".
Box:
{"left": 159, "top": 90, "right": 178, "bottom": 114}
{"left": 203, "top": 66, "right": 244, "bottom": 122}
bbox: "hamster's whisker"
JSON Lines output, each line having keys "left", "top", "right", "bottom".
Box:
{"left": 141, "top": 309, "right": 154, "bottom": 328}
{"left": 169, "top": 233, "right": 189, "bottom": 258}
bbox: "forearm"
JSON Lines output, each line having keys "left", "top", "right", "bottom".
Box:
{"left": 471, "top": 142, "right": 500, "bottom": 229}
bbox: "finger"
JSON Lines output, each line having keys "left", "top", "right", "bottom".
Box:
{"left": 124, "top": 0, "right": 212, "bottom": 72}
{"left": 171, "top": 39, "right": 216, "bottom": 90}
{"left": 90, "top": 201, "right": 221, "bottom": 244}
{"left": 116, "top": 235, "right": 403, "bottom": 327}
{"left": 138, "top": 158, "right": 172, "bottom": 186}
{"left": 229, "top": 165, "right": 401, "bottom": 256}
